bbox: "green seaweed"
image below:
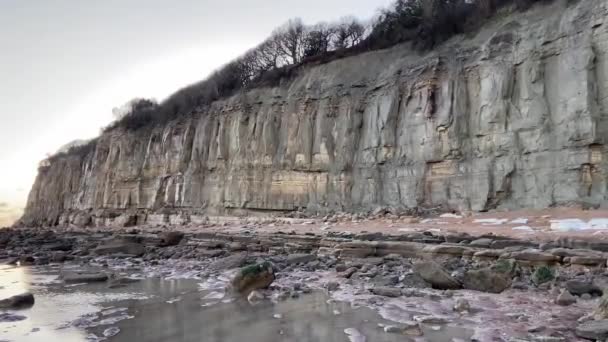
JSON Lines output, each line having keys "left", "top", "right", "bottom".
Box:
{"left": 531, "top": 266, "right": 554, "bottom": 286}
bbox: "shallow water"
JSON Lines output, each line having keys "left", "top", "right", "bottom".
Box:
{"left": 0, "top": 264, "right": 473, "bottom": 342}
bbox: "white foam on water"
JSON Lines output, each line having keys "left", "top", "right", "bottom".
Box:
{"left": 344, "top": 328, "right": 366, "bottom": 342}
{"left": 203, "top": 291, "right": 225, "bottom": 300}
{"left": 589, "top": 218, "right": 608, "bottom": 230}
{"left": 166, "top": 297, "right": 182, "bottom": 304}
{"left": 440, "top": 213, "right": 463, "bottom": 219}
{"left": 510, "top": 218, "right": 529, "bottom": 224}
{"left": 550, "top": 218, "right": 608, "bottom": 231}
{"left": 512, "top": 226, "right": 533, "bottom": 232}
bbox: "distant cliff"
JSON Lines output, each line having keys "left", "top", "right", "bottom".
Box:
{"left": 21, "top": 0, "right": 608, "bottom": 227}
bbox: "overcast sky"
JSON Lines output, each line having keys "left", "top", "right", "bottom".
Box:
{"left": 0, "top": 0, "right": 392, "bottom": 226}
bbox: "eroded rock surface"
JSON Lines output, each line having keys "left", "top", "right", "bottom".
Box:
{"left": 19, "top": 0, "right": 608, "bottom": 227}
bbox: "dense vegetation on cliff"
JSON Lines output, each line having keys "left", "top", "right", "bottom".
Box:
{"left": 98, "top": 0, "right": 551, "bottom": 134}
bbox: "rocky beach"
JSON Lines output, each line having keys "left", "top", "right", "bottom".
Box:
{"left": 4, "top": 208, "right": 608, "bottom": 341}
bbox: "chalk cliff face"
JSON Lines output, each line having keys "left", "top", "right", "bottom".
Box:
{"left": 21, "top": 0, "right": 608, "bottom": 226}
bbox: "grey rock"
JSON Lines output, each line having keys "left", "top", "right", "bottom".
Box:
{"left": 566, "top": 280, "right": 603, "bottom": 297}
{"left": 576, "top": 320, "right": 608, "bottom": 340}
{"left": 413, "top": 261, "right": 461, "bottom": 290}
{"left": 555, "top": 289, "right": 577, "bottom": 306}
{"left": 286, "top": 253, "right": 316, "bottom": 265}
{"left": 0, "top": 293, "right": 35, "bottom": 309}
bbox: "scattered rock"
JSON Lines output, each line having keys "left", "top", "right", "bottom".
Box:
{"left": 339, "top": 267, "right": 358, "bottom": 279}
{"left": 413, "top": 261, "right": 461, "bottom": 290}
{"left": 370, "top": 286, "right": 401, "bottom": 298}
{"left": 555, "top": 289, "right": 576, "bottom": 306}
{"left": 325, "top": 282, "right": 340, "bottom": 291}
{"left": 286, "top": 253, "right": 316, "bottom": 265}
{"left": 231, "top": 262, "right": 275, "bottom": 294}
{"left": 0, "top": 292, "right": 35, "bottom": 309}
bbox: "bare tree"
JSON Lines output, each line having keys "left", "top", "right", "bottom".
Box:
{"left": 274, "top": 18, "right": 306, "bottom": 65}
{"left": 303, "top": 22, "right": 336, "bottom": 57}
{"left": 332, "top": 17, "right": 366, "bottom": 49}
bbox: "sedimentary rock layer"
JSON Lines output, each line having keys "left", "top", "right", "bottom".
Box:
{"left": 21, "top": 0, "right": 608, "bottom": 226}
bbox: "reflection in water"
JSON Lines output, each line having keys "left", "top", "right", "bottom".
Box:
{"left": 1, "top": 265, "right": 473, "bottom": 342}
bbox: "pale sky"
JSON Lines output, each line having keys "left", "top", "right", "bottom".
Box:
{"left": 0, "top": 0, "right": 392, "bottom": 226}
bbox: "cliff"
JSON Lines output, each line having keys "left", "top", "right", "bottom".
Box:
{"left": 21, "top": 0, "right": 608, "bottom": 227}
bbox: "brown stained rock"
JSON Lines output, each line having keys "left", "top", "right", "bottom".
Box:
{"left": 159, "top": 231, "right": 184, "bottom": 247}
{"left": 339, "top": 267, "right": 358, "bottom": 279}
{"left": 555, "top": 289, "right": 577, "bottom": 306}
{"left": 463, "top": 267, "right": 512, "bottom": 293}
{"left": 507, "top": 250, "right": 560, "bottom": 264}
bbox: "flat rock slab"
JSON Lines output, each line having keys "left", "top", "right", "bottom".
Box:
{"left": 62, "top": 272, "right": 108, "bottom": 283}
{"left": 285, "top": 253, "right": 316, "bottom": 265}
{"left": 576, "top": 320, "right": 608, "bottom": 340}
{"left": 93, "top": 241, "right": 145, "bottom": 257}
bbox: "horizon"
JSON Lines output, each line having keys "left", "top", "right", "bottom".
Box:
{"left": 0, "top": 0, "right": 392, "bottom": 226}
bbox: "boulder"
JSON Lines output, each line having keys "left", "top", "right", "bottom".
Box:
{"left": 576, "top": 320, "right": 608, "bottom": 340}
{"left": 555, "top": 289, "right": 576, "bottom": 306}
{"left": 231, "top": 262, "right": 275, "bottom": 294}
{"left": 93, "top": 240, "right": 145, "bottom": 257}
{"left": 0, "top": 292, "right": 35, "bottom": 309}
{"left": 413, "top": 261, "right": 461, "bottom": 290}
{"left": 463, "top": 267, "right": 511, "bottom": 293}
{"left": 566, "top": 280, "right": 603, "bottom": 297}
{"left": 159, "top": 231, "right": 184, "bottom": 247}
